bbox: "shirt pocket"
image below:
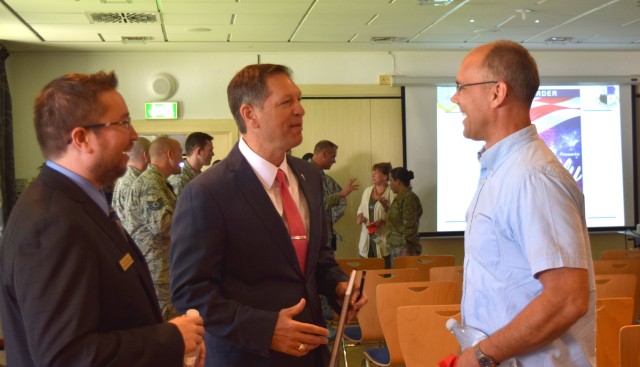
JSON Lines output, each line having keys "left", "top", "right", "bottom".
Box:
{"left": 467, "top": 211, "right": 500, "bottom": 270}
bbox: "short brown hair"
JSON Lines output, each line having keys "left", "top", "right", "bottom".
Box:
{"left": 227, "top": 64, "right": 293, "bottom": 134}
{"left": 482, "top": 40, "right": 540, "bottom": 106}
{"left": 34, "top": 71, "right": 118, "bottom": 159}
{"left": 372, "top": 162, "right": 392, "bottom": 176}
{"left": 313, "top": 140, "right": 338, "bottom": 154}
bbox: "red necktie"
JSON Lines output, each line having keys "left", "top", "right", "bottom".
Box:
{"left": 275, "top": 169, "right": 308, "bottom": 275}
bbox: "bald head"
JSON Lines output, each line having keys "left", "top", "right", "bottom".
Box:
{"left": 127, "top": 137, "right": 150, "bottom": 171}
{"left": 149, "top": 137, "right": 183, "bottom": 178}
{"left": 471, "top": 40, "right": 540, "bottom": 106}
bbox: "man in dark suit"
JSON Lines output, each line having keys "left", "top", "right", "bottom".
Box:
{"left": 0, "top": 71, "right": 205, "bottom": 366}
{"left": 170, "top": 64, "right": 367, "bottom": 367}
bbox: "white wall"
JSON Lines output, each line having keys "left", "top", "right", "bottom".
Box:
{"left": 6, "top": 49, "right": 640, "bottom": 180}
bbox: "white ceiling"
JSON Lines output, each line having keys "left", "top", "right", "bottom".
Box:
{"left": 1, "top": 0, "right": 639, "bottom": 53}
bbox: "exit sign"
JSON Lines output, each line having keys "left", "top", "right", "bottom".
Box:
{"left": 145, "top": 102, "right": 178, "bottom": 119}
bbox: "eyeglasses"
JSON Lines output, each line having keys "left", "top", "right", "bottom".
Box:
{"left": 455, "top": 81, "right": 498, "bottom": 93}
{"left": 83, "top": 117, "right": 132, "bottom": 129}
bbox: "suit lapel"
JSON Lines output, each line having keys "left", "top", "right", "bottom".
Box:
{"left": 227, "top": 146, "right": 305, "bottom": 276}
{"left": 41, "top": 167, "right": 163, "bottom": 320}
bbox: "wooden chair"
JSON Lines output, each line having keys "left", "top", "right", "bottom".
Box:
{"left": 595, "top": 274, "right": 636, "bottom": 300}
{"left": 393, "top": 255, "right": 455, "bottom": 280}
{"left": 430, "top": 265, "right": 464, "bottom": 283}
{"left": 619, "top": 324, "right": 640, "bottom": 367}
{"left": 601, "top": 249, "right": 640, "bottom": 261}
{"left": 397, "top": 304, "right": 461, "bottom": 367}
{"left": 593, "top": 259, "right": 640, "bottom": 322}
{"left": 596, "top": 297, "right": 635, "bottom": 367}
{"left": 341, "top": 268, "right": 421, "bottom": 366}
{"left": 365, "top": 281, "right": 461, "bottom": 367}
{"left": 336, "top": 257, "right": 385, "bottom": 276}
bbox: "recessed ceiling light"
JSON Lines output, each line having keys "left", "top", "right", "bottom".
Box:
{"left": 545, "top": 36, "right": 573, "bottom": 43}
{"left": 121, "top": 36, "right": 152, "bottom": 44}
{"left": 470, "top": 19, "right": 475, "bottom": 23}
{"left": 417, "top": 0, "right": 454, "bottom": 6}
{"left": 186, "top": 28, "right": 211, "bottom": 32}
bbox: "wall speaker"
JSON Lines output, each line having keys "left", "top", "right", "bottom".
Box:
{"left": 147, "top": 73, "right": 177, "bottom": 101}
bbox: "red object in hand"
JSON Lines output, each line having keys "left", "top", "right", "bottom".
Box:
{"left": 366, "top": 223, "right": 378, "bottom": 235}
{"left": 438, "top": 354, "right": 458, "bottom": 367}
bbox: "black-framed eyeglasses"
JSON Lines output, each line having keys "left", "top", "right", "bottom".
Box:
{"left": 83, "top": 116, "right": 132, "bottom": 129}
{"left": 455, "top": 81, "right": 498, "bottom": 93}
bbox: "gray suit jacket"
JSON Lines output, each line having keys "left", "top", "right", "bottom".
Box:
{"left": 0, "top": 166, "right": 184, "bottom": 367}
{"left": 170, "top": 144, "right": 348, "bottom": 367}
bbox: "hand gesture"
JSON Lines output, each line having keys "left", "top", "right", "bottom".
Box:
{"left": 339, "top": 178, "right": 360, "bottom": 198}
{"left": 271, "top": 299, "right": 329, "bottom": 356}
{"left": 379, "top": 197, "right": 389, "bottom": 210}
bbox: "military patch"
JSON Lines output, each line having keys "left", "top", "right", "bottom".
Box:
{"left": 147, "top": 198, "right": 164, "bottom": 210}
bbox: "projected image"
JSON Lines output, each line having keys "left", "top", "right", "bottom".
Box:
{"left": 533, "top": 89, "right": 583, "bottom": 188}
{"left": 436, "top": 85, "right": 624, "bottom": 232}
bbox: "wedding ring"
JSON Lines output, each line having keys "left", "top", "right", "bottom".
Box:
{"left": 297, "top": 343, "right": 306, "bottom": 352}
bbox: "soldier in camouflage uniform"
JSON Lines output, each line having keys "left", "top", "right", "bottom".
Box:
{"left": 126, "top": 136, "right": 183, "bottom": 320}
{"left": 112, "top": 137, "right": 150, "bottom": 226}
{"left": 167, "top": 132, "right": 214, "bottom": 197}
{"left": 385, "top": 167, "right": 423, "bottom": 267}
{"left": 310, "top": 140, "right": 359, "bottom": 250}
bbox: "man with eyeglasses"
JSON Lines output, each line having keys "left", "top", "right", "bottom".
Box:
{"left": 0, "top": 71, "right": 205, "bottom": 366}
{"left": 450, "top": 41, "right": 595, "bottom": 367}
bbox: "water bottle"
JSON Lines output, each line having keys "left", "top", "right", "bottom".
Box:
{"left": 446, "top": 318, "right": 517, "bottom": 366}
{"left": 183, "top": 309, "right": 201, "bottom": 367}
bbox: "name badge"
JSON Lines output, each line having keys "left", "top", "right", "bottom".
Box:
{"left": 119, "top": 253, "right": 134, "bottom": 271}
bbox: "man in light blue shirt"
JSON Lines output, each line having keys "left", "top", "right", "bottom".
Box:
{"left": 450, "top": 40, "right": 595, "bottom": 367}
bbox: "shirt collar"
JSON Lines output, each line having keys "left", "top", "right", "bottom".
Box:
{"left": 479, "top": 125, "right": 538, "bottom": 173}
{"left": 45, "top": 160, "right": 109, "bottom": 215}
{"left": 238, "top": 136, "right": 291, "bottom": 189}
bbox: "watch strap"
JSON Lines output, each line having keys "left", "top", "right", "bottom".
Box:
{"left": 474, "top": 344, "right": 499, "bottom": 367}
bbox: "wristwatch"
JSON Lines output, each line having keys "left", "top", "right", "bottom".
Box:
{"left": 474, "top": 344, "right": 499, "bottom": 367}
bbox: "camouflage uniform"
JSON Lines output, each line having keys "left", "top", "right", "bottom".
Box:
{"left": 126, "top": 164, "right": 179, "bottom": 320}
{"left": 167, "top": 159, "right": 198, "bottom": 197}
{"left": 385, "top": 188, "right": 423, "bottom": 265}
{"left": 321, "top": 171, "right": 346, "bottom": 247}
{"left": 112, "top": 166, "right": 142, "bottom": 227}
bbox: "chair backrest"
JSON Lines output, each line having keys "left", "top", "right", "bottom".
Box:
{"left": 593, "top": 259, "right": 640, "bottom": 321}
{"left": 397, "top": 304, "right": 461, "bottom": 367}
{"left": 619, "top": 324, "right": 640, "bottom": 367}
{"left": 336, "top": 257, "right": 385, "bottom": 275}
{"left": 595, "top": 274, "right": 636, "bottom": 300}
{"left": 430, "top": 265, "right": 464, "bottom": 283}
{"left": 601, "top": 249, "right": 640, "bottom": 261}
{"left": 596, "top": 297, "right": 635, "bottom": 367}
{"left": 377, "top": 281, "right": 461, "bottom": 366}
{"left": 356, "top": 268, "right": 422, "bottom": 342}
{"left": 393, "top": 255, "right": 455, "bottom": 280}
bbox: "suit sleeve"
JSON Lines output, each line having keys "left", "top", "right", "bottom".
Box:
{"left": 12, "top": 212, "right": 183, "bottom": 367}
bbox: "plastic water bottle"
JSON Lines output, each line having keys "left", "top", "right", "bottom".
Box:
{"left": 183, "top": 309, "right": 201, "bottom": 367}
{"left": 446, "top": 318, "right": 517, "bottom": 366}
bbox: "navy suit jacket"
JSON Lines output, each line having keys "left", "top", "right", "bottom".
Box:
{"left": 170, "top": 144, "right": 348, "bottom": 367}
{"left": 0, "top": 166, "right": 183, "bottom": 367}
